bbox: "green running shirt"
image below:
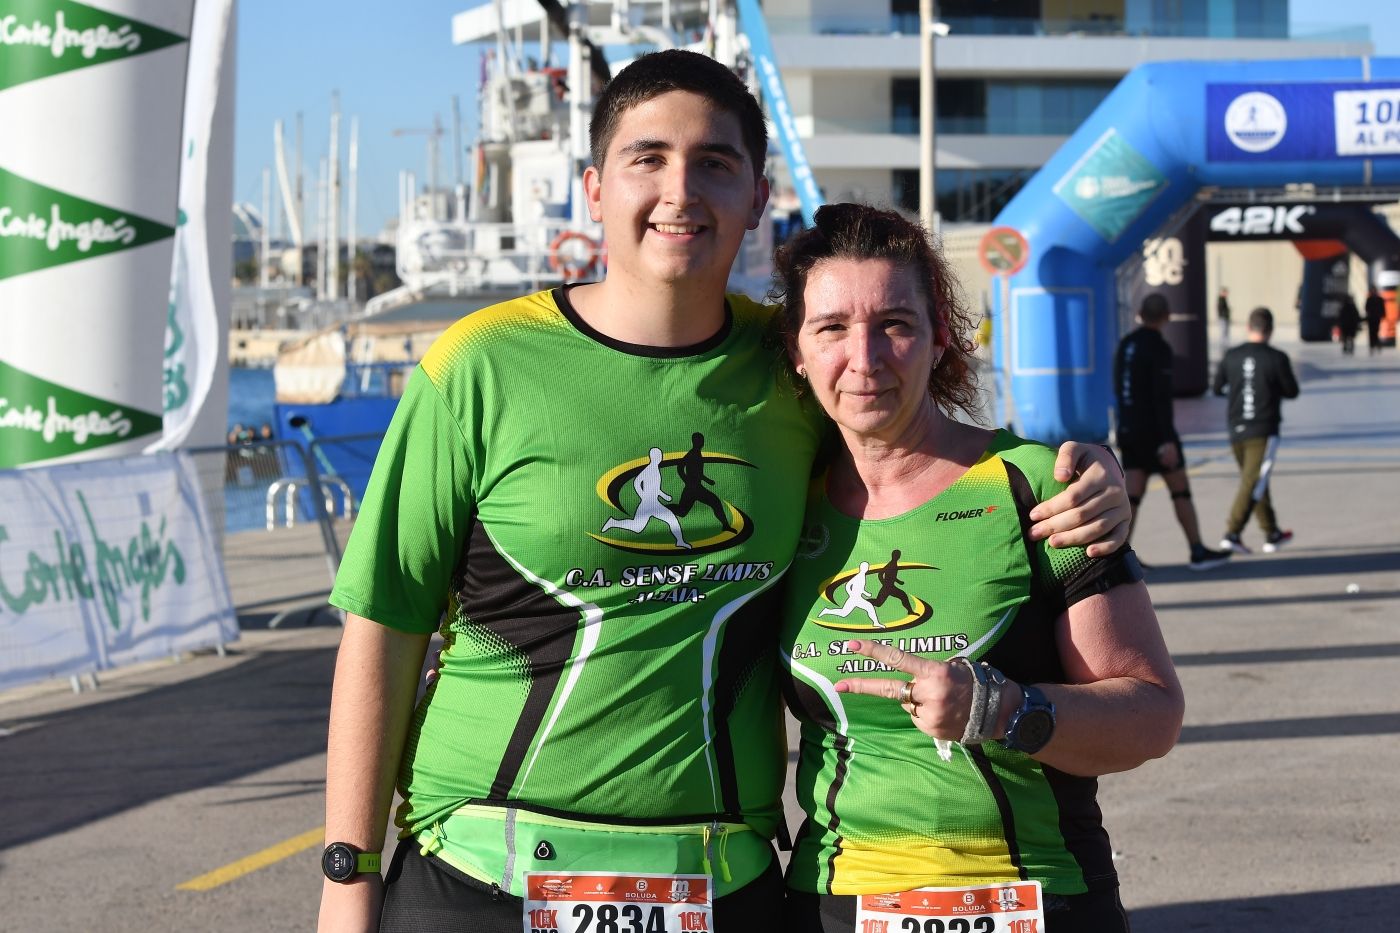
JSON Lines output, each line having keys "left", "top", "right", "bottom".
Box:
{"left": 780, "top": 431, "right": 1130, "bottom": 896}
{"left": 331, "top": 287, "right": 823, "bottom": 839}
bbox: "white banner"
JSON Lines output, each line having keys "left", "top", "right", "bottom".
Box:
{"left": 0, "top": 450, "right": 237, "bottom": 690}
{"left": 1333, "top": 88, "right": 1400, "bottom": 157}
{"left": 156, "top": 0, "right": 234, "bottom": 451}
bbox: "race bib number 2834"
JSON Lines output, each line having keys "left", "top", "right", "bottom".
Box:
{"left": 524, "top": 872, "right": 713, "bottom": 933}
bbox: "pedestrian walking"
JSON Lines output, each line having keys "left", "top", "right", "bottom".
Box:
{"left": 1213, "top": 307, "right": 1300, "bottom": 554}
{"left": 1364, "top": 286, "right": 1386, "bottom": 355}
{"left": 1217, "top": 286, "right": 1232, "bottom": 345}
{"left": 1114, "top": 293, "right": 1232, "bottom": 570}
{"left": 1338, "top": 294, "right": 1361, "bottom": 355}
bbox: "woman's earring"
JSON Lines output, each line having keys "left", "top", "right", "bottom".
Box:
{"left": 796, "top": 367, "right": 807, "bottom": 379}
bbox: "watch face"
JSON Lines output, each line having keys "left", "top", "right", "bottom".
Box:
{"left": 1015, "top": 709, "right": 1054, "bottom": 751}
{"left": 323, "top": 844, "right": 356, "bottom": 882}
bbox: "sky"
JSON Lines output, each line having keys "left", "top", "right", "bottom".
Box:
{"left": 234, "top": 0, "right": 479, "bottom": 240}
{"left": 234, "top": 0, "right": 1400, "bottom": 240}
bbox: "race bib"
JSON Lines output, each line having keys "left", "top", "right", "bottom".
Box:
{"left": 524, "top": 871, "right": 713, "bottom": 933}
{"left": 856, "top": 881, "right": 1044, "bottom": 933}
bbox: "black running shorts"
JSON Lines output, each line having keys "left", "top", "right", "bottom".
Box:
{"left": 1118, "top": 435, "right": 1181, "bottom": 475}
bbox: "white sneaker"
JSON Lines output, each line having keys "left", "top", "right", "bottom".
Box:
{"left": 1219, "top": 534, "right": 1251, "bottom": 555}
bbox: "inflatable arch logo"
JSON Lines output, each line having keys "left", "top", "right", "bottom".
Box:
{"left": 1224, "top": 92, "right": 1288, "bottom": 153}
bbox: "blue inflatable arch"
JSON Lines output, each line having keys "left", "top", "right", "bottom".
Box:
{"left": 992, "top": 57, "right": 1400, "bottom": 443}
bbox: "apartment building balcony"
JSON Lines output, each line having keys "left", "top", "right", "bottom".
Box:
{"left": 798, "top": 123, "right": 1064, "bottom": 172}
{"left": 761, "top": 9, "right": 1366, "bottom": 44}
{"left": 770, "top": 30, "right": 1371, "bottom": 77}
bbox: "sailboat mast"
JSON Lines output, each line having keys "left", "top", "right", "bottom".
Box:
{"left": 328, "top": 92, "right": 341, "bottom": 302}
{"left": 348, "top": 115, "right": 359, "bottom": 302}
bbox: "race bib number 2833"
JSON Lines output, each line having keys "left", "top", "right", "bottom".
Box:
{"left": 856, "top": 881, "right": 1044, "bottom": 933}
{"left": 524, "top": 872, "right": 713, "bottom": 933}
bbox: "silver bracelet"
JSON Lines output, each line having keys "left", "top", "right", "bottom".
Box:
{"left": 982, "top": 664, "right": 1006, "bottom": 743}
{"left": 952, "top": 657, "right": 1005, "bottom": 745}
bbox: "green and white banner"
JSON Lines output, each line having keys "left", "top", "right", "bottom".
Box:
{"left": 0, "top": 0, "right": 185, "bottom": 91}
{"left": 0, "top": 0, "right": 194, "bottom": 468}
{"left": 0, "top": 450, "right": 237, "bottom": 691}
{"left": 157, "top": 0, "right": 233, "bottom": 450}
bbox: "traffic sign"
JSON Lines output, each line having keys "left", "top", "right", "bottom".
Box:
{"left": 978, "top": 226, "right": 1030, "bottom": 276}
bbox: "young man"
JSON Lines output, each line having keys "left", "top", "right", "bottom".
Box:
{"left": 1213, "top": 307, "right": 1300, "bottom": 554}
{"left": 1114, "top": 293, "right": 1232, "bottom": 571}
{"left": 318, "top": 50, "right": 1129, "bottom": 933}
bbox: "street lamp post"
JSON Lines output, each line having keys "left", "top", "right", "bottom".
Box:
{"left": 919, "top": 0, "right": 948, "bottom": 234}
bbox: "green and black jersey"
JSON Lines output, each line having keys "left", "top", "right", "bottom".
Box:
{"left": 331, "top": 287, "right": 823, "bottom": 839}
{"left": 780, "top": 431, "right": 1133, "bottom": 896}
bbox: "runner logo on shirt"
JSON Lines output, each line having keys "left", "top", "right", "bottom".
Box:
{"left": 811, "top": 550, "right": 938, "bottom": 633}
{"left": 591, "top": 432, "right": 755, "bottom": 556}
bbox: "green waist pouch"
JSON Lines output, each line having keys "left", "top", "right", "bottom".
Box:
{"left": 413, "top": 804, "right": 773, "bottom": 899}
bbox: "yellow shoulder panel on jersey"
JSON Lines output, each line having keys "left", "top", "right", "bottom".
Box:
{"left": 421, "top": 290, "right": 564, "bottom": 384}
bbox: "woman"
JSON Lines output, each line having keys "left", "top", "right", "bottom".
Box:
{"left": 774, "top": 204, "right": 1184, "bottom": 933}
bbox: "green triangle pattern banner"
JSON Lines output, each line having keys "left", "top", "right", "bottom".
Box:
{"left": 0, "top": 0, "right": 186, "bottom": 93}
{"left": 0, "top": 359, "right": 163, "bottom": 467}
{"left": 0, "top": 166, "right": 175, "bottom": 280}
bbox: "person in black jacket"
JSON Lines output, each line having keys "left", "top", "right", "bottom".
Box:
{"left": 1115, "top": 293, "right": 1231, "bottom": 570}
{"left": 1212, "top": 307, "right": 1301, "bottom": 554}
{"left": 1364, "top": 286, "right": 1386, "bottom": 355}
{"left": 1338, "top": 294, "right": 1361, "bottom": 355}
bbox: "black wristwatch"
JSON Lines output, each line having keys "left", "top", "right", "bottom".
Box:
{"left": 1000, "top": 684, "right": 1056, "bottom": 754}
{"left": 321, "top": 842, "right": 381, "bottom": 883}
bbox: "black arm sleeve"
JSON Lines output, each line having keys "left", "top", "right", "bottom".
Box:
{"left": 1062, "top": 547, "right": 1146, "bottom": 609}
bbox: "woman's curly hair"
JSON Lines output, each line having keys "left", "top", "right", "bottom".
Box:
{"left": 769, "top": 203, "right": 982, "bottom": 422}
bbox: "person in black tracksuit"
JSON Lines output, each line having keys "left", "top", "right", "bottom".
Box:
{"left": 1115, "top": 293, "right": 1231, "bottom": 570}
{"left": 1338, "top": 295, "right": 1361, "bottom": 355}
{"left": 1364, "top": 286, "right": 1387, "bottom": 355}
{"left": 1212, "top": 307, "right": 1301, "bottom": 553}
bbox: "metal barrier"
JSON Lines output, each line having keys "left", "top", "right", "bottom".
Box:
{"left": 265, "top": 476, "right": 355, "bottom": 529}
{"left": 186, "top": 433, "right": 383, "bottom": 628}
{"left": 308, "top": 432, "right": 383, "bottom": 505}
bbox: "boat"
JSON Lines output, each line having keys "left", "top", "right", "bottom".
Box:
{"left": 271, "top": 0, "right": 812, "bottom": 504}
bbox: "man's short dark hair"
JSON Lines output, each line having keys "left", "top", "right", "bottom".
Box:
{"left": 589, "top": 49, "right": 768, "bottom": 178}
{"left": 1139, "top": 292, "right": 1170, "bottom": 325}
{"left": 1248, "top": 307, "right": 1274, "bottom": 335}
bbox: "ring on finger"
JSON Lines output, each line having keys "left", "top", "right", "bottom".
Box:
{"left": 898, "top": 680, "right": 916, "bottom": 706}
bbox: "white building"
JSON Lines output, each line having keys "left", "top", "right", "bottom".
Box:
{"left": 453, "top": 2, "right": 1378, "bottom": 319}
{"left": 764, "top": 0, "right": 1370, "bottom": 223}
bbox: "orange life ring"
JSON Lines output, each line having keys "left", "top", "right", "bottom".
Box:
{"left": 549, "top": 231, "right": 598, "bottom": 281}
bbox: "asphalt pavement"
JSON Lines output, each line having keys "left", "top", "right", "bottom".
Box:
{"left": 1, "top": 335, "right": 1396, "bottom": 931}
